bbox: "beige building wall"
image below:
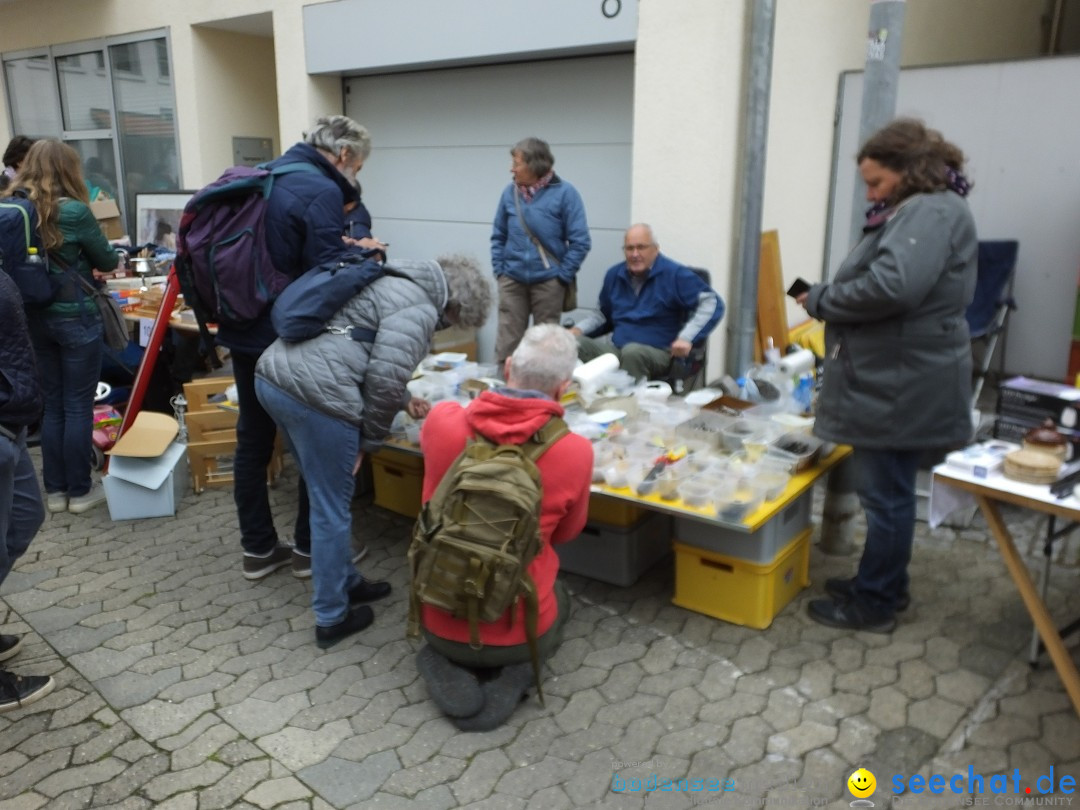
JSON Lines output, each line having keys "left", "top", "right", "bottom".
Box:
{"left": 633, "top": 0, "right": 1051, "bottom": 374}
{"left": 0, "top": 0, "right": 335, "bottom": 187}
{"left": 0, "top": 0, "right": 1056, "bottom": 374}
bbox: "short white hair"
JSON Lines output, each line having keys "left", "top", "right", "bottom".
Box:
{"left": 508, "top": 324, "right": 578, "bottom": 392}
{"left": 304, "top": 115, "right": 372, "bottom": 160}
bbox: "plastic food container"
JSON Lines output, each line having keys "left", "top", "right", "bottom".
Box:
{"left": 774, "top": 433, "right": 823, "bottom": 472}
{"left": 680, "top": 477, "right": 716, "bottom": 509}
{"left": 721, "top": 419, "right": 761, "bottom": 452}
{"left": 714, "top": 480, "right": 766, "bottom": 523}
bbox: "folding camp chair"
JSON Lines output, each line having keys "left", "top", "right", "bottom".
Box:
{"left": 916, "top": 240, "right": 1018, "bottom": 522}
{"left": 967, "top": 239, "right": 1019, "bottom": 408}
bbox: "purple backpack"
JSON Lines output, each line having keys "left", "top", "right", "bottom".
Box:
{"left": 176, "top": 162, "right": 321, "bottom": 340}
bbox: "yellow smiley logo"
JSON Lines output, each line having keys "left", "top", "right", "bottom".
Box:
{"left": 848, "top": 768, "right": 877, "bottom": 798}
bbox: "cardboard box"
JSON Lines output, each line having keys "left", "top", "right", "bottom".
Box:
{"left": 104, "top": 412, "right": 189, "bottom": 520}
{"left": 431, "top": 325, "right": 477, "bottom": 361}
{"left": 996, "top": 376, "right": 1080, "bottom": 429}
{"left": 89, "top": 199, "right": 125, "bottom": 240}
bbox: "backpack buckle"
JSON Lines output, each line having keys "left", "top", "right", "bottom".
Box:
{"left": 325, "top": 324, "right": 377, "bottom": 343}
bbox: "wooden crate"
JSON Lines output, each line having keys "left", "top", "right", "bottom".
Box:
{"left": 182, "top": 377, "right": 235, "bottom": 413}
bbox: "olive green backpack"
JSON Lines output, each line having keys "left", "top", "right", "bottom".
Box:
{"left": 407, "top": 417, "right": 568, "bottom": 703}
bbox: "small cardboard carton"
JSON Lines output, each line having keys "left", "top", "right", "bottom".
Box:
{"left": 103, "top": 412, "right": 189, "bottom": 520}
{"left": 89, "top": 199, "right": 125, "bottom": 240}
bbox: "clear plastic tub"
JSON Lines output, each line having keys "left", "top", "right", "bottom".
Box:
{"left": 714, "top": 480, "right": 766, "bottom": 523}
{"left": 680, "top": 475, "right": 718, "bottom": 509}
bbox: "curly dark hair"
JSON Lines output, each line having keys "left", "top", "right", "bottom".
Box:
{"left": 857, "top": 118, "right": 968, "bottom": 202}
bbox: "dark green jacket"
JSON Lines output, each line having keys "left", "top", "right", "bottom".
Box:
{"left": 41, "top": 198, "right": 119, "bottom": 318}
{"left": 806, "top": 191, "right": 978, "bottom": 450}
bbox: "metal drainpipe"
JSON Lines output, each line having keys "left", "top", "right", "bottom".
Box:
{"left": 724, "top": 0, "right": 777, "bottom": 380}
{"left": 820, "top": 0, "right": 906, "bottom": 555}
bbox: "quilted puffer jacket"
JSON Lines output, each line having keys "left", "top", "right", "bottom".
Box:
{"left": 255, "top": 259, "right": 446, "bottom": 453}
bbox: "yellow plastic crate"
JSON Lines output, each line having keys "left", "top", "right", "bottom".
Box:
{"left": 672, "top": 528, "right": 811, "bottom": 629}
{"left": 587, "top": 493, "right": 647, "bottom": 527}
{"left": 372, "top": 448, "right": 424, "bottom": 518}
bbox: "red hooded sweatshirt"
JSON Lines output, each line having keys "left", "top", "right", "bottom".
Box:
{"left": 419, "top": 390, "right": 593, "bottom": 646}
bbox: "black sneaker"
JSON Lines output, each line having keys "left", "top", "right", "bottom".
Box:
{"left": 315, "top": 606, "right": 374, "bottom": 650}
{"left": 0, "top": 669, "right": 55, "bottom": 713}
{"left": 291, "top": 544, "right": 369, "bottom": 579}
{"left": 0, "top": 634, "right": 23, "bottom": 663}
{"left": 417, "top": 645, "right": 484, "bottom": 718}
{"left": 825, "top": 577, "right": 911, "bottom": 612}
{"left": 242, "top": 545, "right": 293, "bottom": 581}
{"left": 807, "top": 597, "right": 896, "bottom": 634}
{"left": 348, "top": 579, "right": 392, "bottom": 605}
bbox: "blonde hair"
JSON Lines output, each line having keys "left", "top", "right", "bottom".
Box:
{"left": 14, "top": 140, "right": 90, "bottom": 250}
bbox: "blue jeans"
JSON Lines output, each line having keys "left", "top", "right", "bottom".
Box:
{"left": 255, "top": 379, "right": 362, "bottom": 626}
{"left": 851, "top": 447, "right": 922, "bottom": 613}
{"left": 0, "top": 427, "right": 45, "bottom": 588}
{"left": 231, "top": 350, "right": 311, "bottom": 555}
{"left": 29, "top": 316, "right": 102, "bottom": 497}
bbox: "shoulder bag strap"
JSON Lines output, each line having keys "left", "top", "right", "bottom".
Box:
{"left": 512, "top": 186, "right": 551, "bottom": 270}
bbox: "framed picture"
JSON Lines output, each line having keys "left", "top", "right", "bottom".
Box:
{"left": 135, "top": 191, "right": 195, "bottom": 251}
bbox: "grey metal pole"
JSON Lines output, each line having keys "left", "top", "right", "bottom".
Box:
{"left": 820, "top": 0, "right": 906, "bottom": 555}
{"left": 847, "top": 0, "right": 907, "bottom": 244}
{"left": 724, "top": 0, "right": 776, "bottom": 379}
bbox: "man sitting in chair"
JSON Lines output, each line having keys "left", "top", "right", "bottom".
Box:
{"left": 569, "top": 223, "right": 724, "bottom": 382}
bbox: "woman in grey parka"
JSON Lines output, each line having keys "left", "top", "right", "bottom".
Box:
{"left": 255, "top": 255, "right": 491, "bottom": 649}
{"left": 797, "top": 118, "right": 977, "bottom": 633}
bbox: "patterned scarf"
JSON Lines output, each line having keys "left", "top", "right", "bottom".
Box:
{"left": 517, "top": 171, "right": 554, "bottom": 203}
{"left": 863, "top": 166, "right": 972, "bottom": 231}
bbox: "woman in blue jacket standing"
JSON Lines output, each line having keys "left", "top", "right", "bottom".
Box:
{"left": 490, "top": 137, "right": 591, "bottom": 365}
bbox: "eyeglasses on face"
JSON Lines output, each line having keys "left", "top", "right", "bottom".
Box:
{"left": 623, "top": 244, "right": 656, "bottom": 254}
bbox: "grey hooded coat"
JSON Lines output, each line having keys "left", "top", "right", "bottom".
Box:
{"left": 806, "top": 191, "right": 978, "bottom": 450}
{"left": 255, "top": 259, "right": 447, "bottom": 453}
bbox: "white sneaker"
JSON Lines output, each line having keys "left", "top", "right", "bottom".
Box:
{"left": 67, "top": 483, "right": 106, "bottom": 515}
{"left": 46, "top": 492, "right": 68, "bottom": 513}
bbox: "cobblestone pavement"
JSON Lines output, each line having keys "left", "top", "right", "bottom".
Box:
{"left": 1, "top": 458, "right": 1078, "bottom": 810}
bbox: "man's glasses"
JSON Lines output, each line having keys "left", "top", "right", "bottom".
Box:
{"left": 623, "top": 244, "right": 656, "bottom": 254}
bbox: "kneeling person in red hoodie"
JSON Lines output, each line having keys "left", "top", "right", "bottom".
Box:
{"left": 416, "top": 323, "right": 593, "bottom": 730}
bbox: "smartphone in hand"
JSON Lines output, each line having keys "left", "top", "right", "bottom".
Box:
{"left": 786, "top": 277, "right": 811, "bottom": 299}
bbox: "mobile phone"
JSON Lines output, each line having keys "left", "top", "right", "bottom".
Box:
{"left": 786, "top": 277, "right": 811, "bottom": 298}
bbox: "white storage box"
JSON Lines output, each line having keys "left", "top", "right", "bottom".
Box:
{"left": 674, "top": 489, "right": 812, "bottom": 564}
{"left": 104, "top": 412, "right": 189, "bottom": 520}
{"left": 557, "top": 512, "right": 673, "bottom": 587}
{"left": 945, "top": 439, "right": 1018, "bottom": 479}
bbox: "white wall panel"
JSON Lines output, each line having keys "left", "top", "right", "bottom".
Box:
{"left": 346, "top": 54, "right": 634, "bottom": 362}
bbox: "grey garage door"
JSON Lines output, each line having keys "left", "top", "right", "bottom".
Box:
{"left": 344, "top": 53, "right": 633, "bottom": 361}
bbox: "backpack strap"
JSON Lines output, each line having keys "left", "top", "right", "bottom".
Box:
{"left": 521, "top": 416, "right": 570, "bottom": 464}
{"left": 519, "top": 572, "right": 545, "bottom": 706}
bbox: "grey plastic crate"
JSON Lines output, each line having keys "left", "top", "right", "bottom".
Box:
{"left": 674, "top": 489, "right": 812, "bottom": 564}
{"left": 557, "top": 512, "right": 673, "bottom": 586}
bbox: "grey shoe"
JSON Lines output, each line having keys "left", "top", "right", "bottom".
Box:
{"left": 291, "top": 543, "right": 368, "bottom": 579}
{"left": 242, "top": 545, "right": 293, "bottom": 580}
{"left": 46, "top": 492, "right": 68, "bottom": 514}
{"left": 67, "top": 483, "right": 106, "bottom": 514}
{"left": 417, "top": 645, "right": 484, "bottom": 718}
{"left": 452, "top": 662, "right": 535, "bottom": 732}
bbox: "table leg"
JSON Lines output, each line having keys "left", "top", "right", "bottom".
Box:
{"left": 1029, "top": 515, "right": 1056, "bottom": 666}
{"left": 976, "top": 495, "right": 1080, "bottom": 718}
